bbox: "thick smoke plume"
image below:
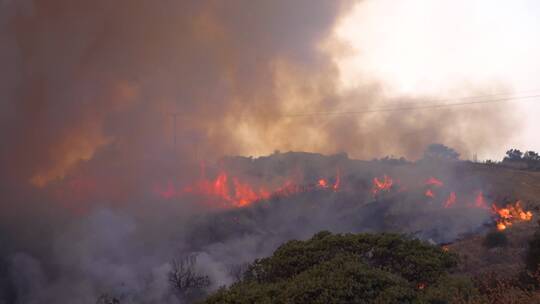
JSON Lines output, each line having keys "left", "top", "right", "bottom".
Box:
{"left": 0, "top": 0, "right": 523, "bottom": 303}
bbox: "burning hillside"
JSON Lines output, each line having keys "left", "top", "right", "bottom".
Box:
{"left": 0, "top": 150, "right": 538, "bottom": 303}
{"left": 152, "top": 152, "right": 532, "bottom": 237}
{"left": 2, "top": 0, "right": 540, "bottom": 303}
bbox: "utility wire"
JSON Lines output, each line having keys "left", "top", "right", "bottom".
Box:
{"left": 283, "top": 93, "right": 540, "bottom": 117}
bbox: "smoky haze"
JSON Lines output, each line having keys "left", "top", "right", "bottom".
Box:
{"left": 0, "top": 0, "right": 523, "bottom": 303}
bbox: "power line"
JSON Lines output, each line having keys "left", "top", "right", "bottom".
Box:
{"left": 283, "top": 93, "right": 540, "bottom": 117}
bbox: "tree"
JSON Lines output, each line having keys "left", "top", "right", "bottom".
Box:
{"left": 523, "top": 151, "right": 539, "bottom": 161}
{"left": 423, "top": 144, "right": 460, "bottom": 161}
{"left": 168, "top": 254, "right": 210, "bottom": 302}
{"left": 504, "top": 149, "right": 523, "bottom": 161}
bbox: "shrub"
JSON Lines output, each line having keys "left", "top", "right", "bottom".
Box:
{"left": 483, "top": 231, "right": 508, "bottom": 248}
{"left": 202, "top": 231, "right": 471, "bottom": 304}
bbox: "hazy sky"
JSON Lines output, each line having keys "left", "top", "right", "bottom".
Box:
{"left": 333, "top": 0, "right": 540, "bottom": 159}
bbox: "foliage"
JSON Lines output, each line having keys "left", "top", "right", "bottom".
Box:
{"left": 423, "top": 144, "right": 460, "bottom": 161}
{"left": 474, "top": 272, "right": 540, "bottom": 304}
{"left": 202, "top": 231, "right": 476, "bottom": 304}
{"left": 503, "top": 149, "right": 540, "bottom": 170}
{"left": 504, "top": 149, "right": 524, "bottom": 161}
{"left": 483, "top": 231, "right": 508, "bottom": 248}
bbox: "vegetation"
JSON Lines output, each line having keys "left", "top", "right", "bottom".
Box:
{"left": 169, "top": 254, "right": 211, "bottom": 302}
{"left": 423, "top": 144, "right": 460, "bottom": 161}
{"left": 203, "top": 231, "right": 481, "bottom": 304}
{"left": 91, "top": 228, "right": 540, "bottom": 304}
{"left": 483, "top": 231, "right": 508, "bottom": 248}
{"left": 503, "top": 149, "right": 540, "bottom": 170}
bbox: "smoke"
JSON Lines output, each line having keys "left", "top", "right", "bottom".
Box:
{"left": 0, "top": 0, "right": 520, "bottom": 188}
{"left": 0, "top": 0, "right": 525, "bottom": 303}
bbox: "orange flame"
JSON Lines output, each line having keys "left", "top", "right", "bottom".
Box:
{"left": 475, "top": 191, "right": 489, "bottom": 209}
{"left": 155, "top": 170, "right": 274, "bottom": 208}
{"left": 372, "top": 175, "right": 393, "bottom": 195}
{"left": 492, "top": 201, "right": 533, "bottom": 231}
{"left": 318, "top": 179, "right": 328, "bottom": 188}
{"left": 425, "top": 177, "right": 444, "bottom": 187}
{"left": 444, "top": 192, "right": 456, "bottom": 208}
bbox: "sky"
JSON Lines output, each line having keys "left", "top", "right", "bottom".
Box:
{"left": 332, "top": 0, "right": 540, "bottom": 160}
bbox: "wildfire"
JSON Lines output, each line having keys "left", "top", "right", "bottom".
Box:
{"left": 443, "top": 192, "right": 456, "bottom": 208}
{"left": 155, "top": 181, "right": 177, "bottom": 199}
{"left": 157, "top": 170, "right": 273, "bottom": 208}
{"left": 425, "top": 177, "right": 444, "bottom": 187}
{"left": 372, "top": 175, "right": 393, "bottom": 195}
{"left": 474, "top": 191, "right": 489, "bottom": 209}
{"left": 333, "top": 169, "right": 341, "bottom": 191}
{"left": 155, "top": 168, "right": 343, "bottom": 208}
{"left": 155, "top": 167, "right": 533, "bottom": 233}
{"left": 492, "top": 201, "right": 533, "bottom": 231}
{"left": 318, "top": 179, "right": 328, "bottom": 188}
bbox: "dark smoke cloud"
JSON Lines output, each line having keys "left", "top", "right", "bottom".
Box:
{"left": 0, "top": 0, "right": 523, "bottom": 303}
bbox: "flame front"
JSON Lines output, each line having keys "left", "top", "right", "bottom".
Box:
{"left": 443, "top": 192, "right": 456, "bottom": 208}
{"left": 425, "top": 177, "right": 444, "bottom": 187}
{"left": 475, "top": 191, "right": 489, "bottom": 209}
{"left": 155, "top": 169, "right": 533, "bottom": 232}
{"left": 372, "top": 175, "right": 393, "bottom": 195}
{"left": 492, "top": 200, "right": 533, "bottom": 231}
{"left": 156, "top": 170, "right": 273, "bottom": 208}
{"left": 156, "top": 169, "right": 342, "bottom": 208}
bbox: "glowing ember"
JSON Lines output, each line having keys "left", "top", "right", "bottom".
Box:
{"left": 425, "top": 177, "right": 444, "bottom": 187}
{"left": 318, "top": 179, "right": 328, "bottom": 188}
{"left": 372, "top": 175, "right": 393, "bottom": 195}
{"left": 492, "top": 200, "right": 533, "bottom": 231}
{"left": 443, "top": 192, "right": 456, "bottom": 208}
{"left": 425, "top": 189, "right": 435, "bottom": 198}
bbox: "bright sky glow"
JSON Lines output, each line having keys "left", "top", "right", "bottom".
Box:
{"left": 333, "top": 0, "right": 540, "bottom": 159}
